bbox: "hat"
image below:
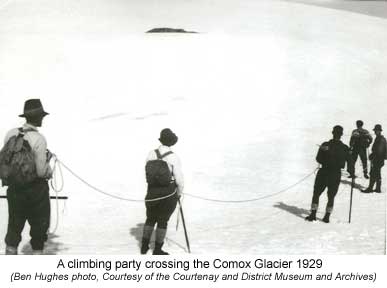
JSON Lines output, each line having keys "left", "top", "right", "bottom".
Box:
{"left": 373, "top": 124, "right": 382, "bottom": 131}
{"left": 19, "top": 99, "right": 49, "bottom": 118}
{"left": 159, "top": 128, "right": 178, "bottom": 147}
{"left": 332, "top": 125, "right": 343, "bottom": 136}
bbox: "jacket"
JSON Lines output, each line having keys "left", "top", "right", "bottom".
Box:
{"left": 369, "top": 135, "right": 387, "bottom": 165}
{"left": 349, "top": 128, "right": 373, "bottom": 150}
{"left": 316, "top": 139, "right": 354, "bottom": 174}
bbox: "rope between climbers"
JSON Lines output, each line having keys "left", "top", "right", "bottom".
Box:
{"left": 53, "top": 158, "right": 317, "bottom": 204}
{"left": 57, "top": 160, "right": 177, "bottom": 202}
{"left": 183, "top": 168, "right": 318, "bottom": 203}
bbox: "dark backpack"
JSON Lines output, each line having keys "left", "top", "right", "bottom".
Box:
{"left": 145, "top": 150, "right": 173, "bottom": 186}
{"left": 0, "top": 128, "right": 37, "bottom": 186}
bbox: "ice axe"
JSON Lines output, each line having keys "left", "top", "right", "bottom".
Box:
{"left": 348, "top": 176, "right": 354, "bottom": 223}
{"left": 178, "top": 198, "right": 191, "bottom": 253}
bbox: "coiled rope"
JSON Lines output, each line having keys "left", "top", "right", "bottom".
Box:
{"left": 48, "top": 157, "right": 65, "bottom": 234}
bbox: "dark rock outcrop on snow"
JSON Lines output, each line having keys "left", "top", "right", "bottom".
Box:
{"left": 146, "top": 28, "right": 198, "bottom": 33}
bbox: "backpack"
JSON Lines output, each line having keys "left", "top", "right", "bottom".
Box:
{"left": 0, "top": 128, "right": 37, "bottom": 186}
{"left": 145, "top": 150, "right": 173, "bottom": 186}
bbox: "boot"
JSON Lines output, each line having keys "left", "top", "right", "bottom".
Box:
{"left": 322, "top": 213, "right": 330, "bottom": 223}
{"left": 153, "top": 242, "right": 169, "bottom": 255}
{"left": 140, "top": 225, "right": 154, "bottom": 254}
{"left": 153, "top": 228, "right": 169, "bottom": 255}
{"left": 362, "top": 178, "right": 376, "bottom": 193}
{"left": 374, "top": 179, "right": 382, "bottom": 193}
{"left": 305, "top": 210, "right": 317, "bottom": 222}
{"left": 5, "top": 245, "right": 17, "bottom": 255}
{"left": 141, "top": 239, "right": 150, "bottom": 255}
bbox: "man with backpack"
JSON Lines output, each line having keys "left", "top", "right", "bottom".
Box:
{"left": 362, "top": 124, "right": 386, "bottom": 193}
{"left": 349, "top": 120, "right": 373, "bottom": 179}
{"left": 305, "top": 125, "right": 354, "bottom": 223}
{"left": 0, "top": 99, "right": 52, "bottom": 255}
{"left": 141, "top": 128, "right": 183, "bottom": 255}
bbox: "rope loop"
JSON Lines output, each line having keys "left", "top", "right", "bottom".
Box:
{"left": 49, "top": 155, "right": 63, "bottom": 234}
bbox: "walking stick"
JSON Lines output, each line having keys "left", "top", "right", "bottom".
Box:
{"left": 175, "top": 188, "right": 181, "bottom": 231}
{"left": 349, "top": 176, "right": 354, "bottom": 223}
{"left": 178, "top": 198, "right": 191, "bottom": 253}
{"left": 175, "top": 207, "right": 180, "bottom": 231}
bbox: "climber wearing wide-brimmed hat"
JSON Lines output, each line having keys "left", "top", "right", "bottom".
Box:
{"left": 1, "top": 99, "right": 53, "bottom": 255}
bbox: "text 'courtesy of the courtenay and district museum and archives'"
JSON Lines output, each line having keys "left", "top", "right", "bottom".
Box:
{"left": 8, "top": 258, "right": 377, "bottom": 284}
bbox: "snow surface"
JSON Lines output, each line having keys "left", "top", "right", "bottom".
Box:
{"left": 0, "top": 0, "right": 386, "bottom": 254}
{"left": 284, "top": 0, "right": 387, "bottom": 19}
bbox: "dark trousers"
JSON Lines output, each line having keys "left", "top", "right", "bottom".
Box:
{"left": 145, "top": 182, "right": 178, "bottom": 229}
{"left": 370, "top": 161, "right": 384, "bottom": 181}
{"left": 311, "top": 168, "right": 341, "bottom": 213}
{"left": 352, "top": 148, "right": 368, "bottom": 172}
{"left": 5, "top": 179, "right": 50, "bottom": 251}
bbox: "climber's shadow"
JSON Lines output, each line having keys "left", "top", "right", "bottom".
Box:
{"left": 273, "top": 201, "right": 310, "bottom": 219}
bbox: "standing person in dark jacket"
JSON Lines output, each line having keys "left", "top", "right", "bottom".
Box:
{"left": 2, "top": 99, "right": 52, "bottom": 255}
{"left": 362, "top": 125, "right": 386, "bottom": 193}
{"left": 305, "top": 125, "right": 354, "bottom": 223}
{"left": 141, "top": 128, "right": 184, "bottom": 255}
{"left": 349, "top": 120, "right": 373, "bottom": 179}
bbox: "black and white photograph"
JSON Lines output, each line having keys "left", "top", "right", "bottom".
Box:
{"left": 0, "top": 0, "right": 386, "bottom": 256}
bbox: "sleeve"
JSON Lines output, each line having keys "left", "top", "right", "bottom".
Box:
{"left": 33, "top": 135, "right": 52, "bottom": 179}
{"left": 4, "top": 133, "right": 9, "bottom": 145}
{"left": 346, "top": 146, "right": 354, "bottom": 175}
{"left": 4, "top": 129, "right": 15, "bottom": 145}
{"left": 171, "top": 155, "right": 184, "bottom": 195}
{"left": 349, "top": 133, "right": 355, "bottom": 148}
{"left": 376, "top": 137, "right": 386, "bottom": 158}
{"left": 145, "top": 150, "right": 156, "bottom": 164}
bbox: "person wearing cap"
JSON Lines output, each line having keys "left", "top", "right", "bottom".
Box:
{"left": 362, "top": 124, "right": 386, "bottom": 193}
{"left": 348, "top": 120, "right": 373, "bottom": 179}
{"left": 305, "top": 125, "right": 354, "bottom": 223}
{"left": 3, "top": 99, "right": 52, "bottom": 255}
{"left": 141, "top": 128, "right": 184, "bottom": 255}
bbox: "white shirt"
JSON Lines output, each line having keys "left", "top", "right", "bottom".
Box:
{"left": 146, "top": 145, "right": 184, "bottom": 195}
{"left": 4, "top": 123, "right": 52, "bottom": 179}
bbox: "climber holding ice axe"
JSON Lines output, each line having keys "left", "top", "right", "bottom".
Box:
{"left": 305, "top": 125, "right": 354, "bottom": 223}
